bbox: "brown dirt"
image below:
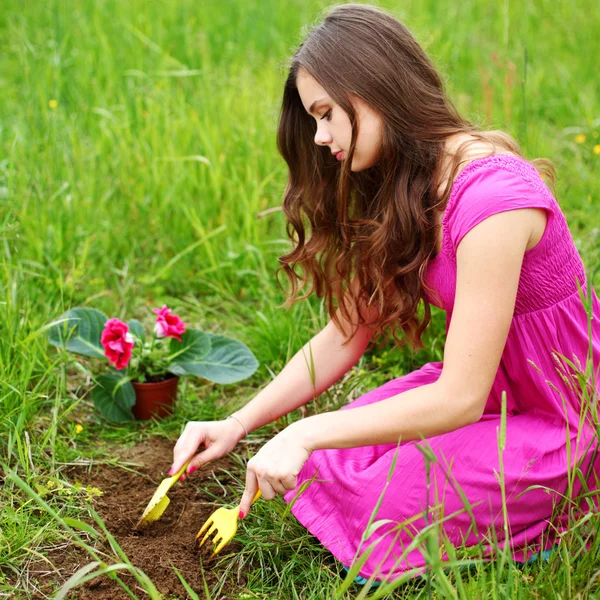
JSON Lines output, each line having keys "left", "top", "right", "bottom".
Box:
{"left": 31, "top": 437, "right": 247, "bottom": 599}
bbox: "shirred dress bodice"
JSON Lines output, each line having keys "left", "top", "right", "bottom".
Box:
{"left": 425, "top": 154, "right": 587, "bottom": 315}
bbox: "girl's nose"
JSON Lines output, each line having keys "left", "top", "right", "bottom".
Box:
{"left": 314, "top": 124, "right": 332, "bottom": 147}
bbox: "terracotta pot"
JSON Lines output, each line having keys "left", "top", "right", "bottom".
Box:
{"left": 131, "top": 376, "right": 179, "bottom": 421}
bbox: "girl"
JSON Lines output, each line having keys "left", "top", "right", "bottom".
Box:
{"left": 170, "top": 3, "right": 600, "bottom": 581}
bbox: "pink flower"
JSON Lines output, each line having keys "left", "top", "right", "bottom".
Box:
{"left": 101, "top": 318, "right": 134, "bottom": 370}
{"left": 153, "top": 305, "right": 186, "bottom": 342}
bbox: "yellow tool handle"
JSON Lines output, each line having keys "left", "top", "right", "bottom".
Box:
{"left": 237, "top": 489, "right": 262, "bottom": 512}
{"left": 169, "top": 459, "right": 190, "bottom": 484}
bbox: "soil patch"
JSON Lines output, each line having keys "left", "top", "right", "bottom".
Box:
{"left": 31, "top": 437, "right": 246, "bottom": 599}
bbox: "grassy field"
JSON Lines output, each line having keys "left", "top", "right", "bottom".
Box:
{"left": 1, "top": 0, "right": 600, "bottom": 597}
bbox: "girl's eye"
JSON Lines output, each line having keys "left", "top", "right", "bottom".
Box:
{"left": 320, "top": 109, "right": 332, "bottom": 121}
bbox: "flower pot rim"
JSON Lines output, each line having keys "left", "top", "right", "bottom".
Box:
{"left": 131, "top": 375, "right": 180, "bottom": 390}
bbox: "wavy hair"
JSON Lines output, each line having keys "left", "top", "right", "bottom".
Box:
{"left": 276, "top": 3, "right": 554, "bottom": 347}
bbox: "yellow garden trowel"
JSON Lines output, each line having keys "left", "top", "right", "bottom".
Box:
{"left": 135, "top": 460, "right": 190, "bottom": 529}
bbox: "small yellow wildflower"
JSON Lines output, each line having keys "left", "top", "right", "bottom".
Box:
{"left": 575, "top": 134, "right": 586, "bottom": 144}
{"left": 87, "top": 486, "right": 104, "bottom": 497}
{"left": 48, "top": 99, "right": 58, "bottom": 109}
{"left": 594, "top": 145, "right": 600, "bottom": 155}
{"left": 75, "top": 424, "right": 84, "bottom": 434}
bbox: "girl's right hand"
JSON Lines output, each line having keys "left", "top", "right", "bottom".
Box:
{"left": 169, "top": 418, "right": 245, "bottom": 482}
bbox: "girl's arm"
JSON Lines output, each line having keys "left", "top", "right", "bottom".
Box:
{"left": 171, "top": 280, "right": 376, "bottom": 479}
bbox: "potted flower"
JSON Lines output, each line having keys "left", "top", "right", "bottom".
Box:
{"left": 47, "top": 305, "right": 259, "bottom": 422}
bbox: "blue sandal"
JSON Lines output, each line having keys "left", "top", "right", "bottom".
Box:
{"left": 341, "top": 566, "right": 382, "bottom": 587}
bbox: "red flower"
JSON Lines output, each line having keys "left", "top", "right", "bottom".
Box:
{"left": 153, "top": 305, "right": 186, "bottom": 342}
{"left": 101, "top": 318, "right": 134, "bottom": 370}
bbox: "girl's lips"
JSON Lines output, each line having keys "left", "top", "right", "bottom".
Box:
{"left": 335, "top": 150, "right": 344, "bottom": 161}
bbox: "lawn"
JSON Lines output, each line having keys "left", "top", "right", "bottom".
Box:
{"left": 1, "top": 0, "right": 599, "bottom": 598}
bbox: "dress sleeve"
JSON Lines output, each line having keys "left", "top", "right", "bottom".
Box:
{"left": 445, "top": 163, "right": 556, "bottom": 257}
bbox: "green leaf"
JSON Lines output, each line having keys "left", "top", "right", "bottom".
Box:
{"left": 127, "top": 319, "right": 145, "bottom": 342}
{"left": 169, "top": 333, "right": 258, "bottom": 384}
{"left": 91, "top": 373, "right": 135, "bottom": 422}
{"left": 54, "top": 561, "right": 102, "bottom": 600}
{"left": 167, "top": 363, "right": 188, "bottom": 377}
{"left": 172, "top": 564, "right": 203, "bottom": 600}
{"left": 168, "top": 329, "right": 211, "bottom": 369}
{"left": 363, "top": 519, "right": 395, "bottom": 539}
{"left": 48, "top": 308, "right": 108, "bottom": 358}
{"left": 63, "top": 517, "right": 101, "bottom": 538}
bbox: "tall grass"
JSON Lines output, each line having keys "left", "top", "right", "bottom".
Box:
{"left": 1, "top": 0, "right": 599, "bottom": 597}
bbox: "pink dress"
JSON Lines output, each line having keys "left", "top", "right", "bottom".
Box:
{"left": 283, "top": 154, "right": 600, "bottom": 580}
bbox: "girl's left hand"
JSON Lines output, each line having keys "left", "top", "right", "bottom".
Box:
{"left": 238, "top": 424, "right": 312, "bottom": 517}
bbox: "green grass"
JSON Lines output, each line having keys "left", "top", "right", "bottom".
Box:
{"left": 1, "top": 0, "right": 600, "bottom": 598}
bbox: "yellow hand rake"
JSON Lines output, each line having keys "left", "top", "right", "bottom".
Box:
{"left": 196, "top": 490, "right": 262, "bottom": 555}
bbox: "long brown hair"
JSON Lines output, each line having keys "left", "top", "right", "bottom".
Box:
{"left": 277, "top": 3, "right": 554, "bottom": 347}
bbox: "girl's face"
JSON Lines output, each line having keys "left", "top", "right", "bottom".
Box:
{"left": 296, "top": 68, "right": 383, "bottom": 172}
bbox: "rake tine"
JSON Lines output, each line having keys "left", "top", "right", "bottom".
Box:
{"left": 197, "top": 523, "right": 218, "bottom": 549}
{"left": 212, "top": 535, "right": 230, "bottom": 556}
{"left": 195, "top": 517, "right": 214, "bottom": 540}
